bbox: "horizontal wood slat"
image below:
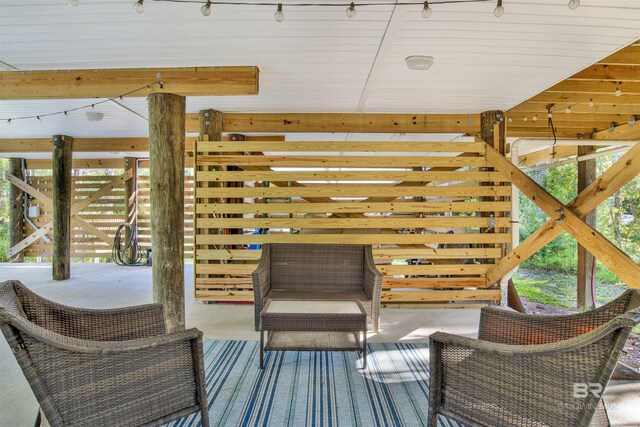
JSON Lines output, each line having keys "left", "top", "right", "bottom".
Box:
{"left": 197, "top": 155, "right": 487, "bottom": 168}
{"left": 198, "top": 170, "right": 503, "bottom": 182}
{"left": 196, "top": 140, "right": 486, "bottom": 153}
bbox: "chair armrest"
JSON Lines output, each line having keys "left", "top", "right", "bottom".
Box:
{"left": 363, "top": 246, "right": 383, "bottom": 300}
{"left": 16, "top": 284, "right": 166, "bottom": 340}
{"left": 252, "top": 244, "right": 271, "bottom": 300}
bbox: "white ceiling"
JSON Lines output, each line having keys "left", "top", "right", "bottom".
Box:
{"left": 0, "top": 0, "right": 639, "bottom": 140}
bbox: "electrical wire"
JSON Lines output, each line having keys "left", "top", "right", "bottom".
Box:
{"left": 112, "top": 223, "right": 147, "bottom": 266}
{"left": 152, "top": 0, "right": 493, "bottom": 6}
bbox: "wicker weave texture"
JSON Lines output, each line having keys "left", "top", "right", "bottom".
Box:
{"left": 0, "top": 280, "right": 210, "bottom": 427}
{"left": 429, "top": 289, "right": 640, "bottom": 427}
{"left": 253, "top": 244, "right": 383, "bottom": 332}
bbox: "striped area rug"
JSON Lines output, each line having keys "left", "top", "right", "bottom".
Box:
{"left": 168, "top": 340, "right": 458, "bottom": 427}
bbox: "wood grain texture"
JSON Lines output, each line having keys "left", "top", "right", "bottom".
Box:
{"left": 52, "top": 135, "right": 72, "bottom": 280}
{"left": 577, "top": 145, "right": 596, "bottom": 309}
{"left": 0, "top": 66, "right": 258, "bottom": 99}
{"left": 149, "top": 93, "right": 186, "bottom": 332}
{"left": 8, "top": 158, "right": 24, "bottom": 262}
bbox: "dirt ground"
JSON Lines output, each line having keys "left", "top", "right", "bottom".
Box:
{"left": 520, "top": 297, "right": 640, "bottom": 371}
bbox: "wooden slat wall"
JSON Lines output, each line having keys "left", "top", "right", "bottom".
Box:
{"left": 23, "top": 171, "right": 126, "bottom": 259}
{"left": 194, "top": 140, "right": 509, "bottom": 306}
{"left": 137, "top": 171, "right": 195, "bottom": 258}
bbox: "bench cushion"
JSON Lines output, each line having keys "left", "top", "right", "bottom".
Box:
{"left": 267, "top": 289, "right": 369, "bottom": 302}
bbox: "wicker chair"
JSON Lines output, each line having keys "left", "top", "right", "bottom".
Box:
{"left": 0, "top": 280, "right": 209, "bottom": 427}
{"left": 252, "top": 243, "right": 384, "bottom": 332}
{"left": 429, "top": 289, "right": 640, "bottom": 427}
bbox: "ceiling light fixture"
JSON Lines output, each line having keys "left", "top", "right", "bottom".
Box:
{"left": 422, "top": 1, "right": 432, "bottom": 18}
{"left": 568, "top": 0, "right": 580, "bottom": 10}
{"left": 274, "top": 3, "right": 284, "bottom": 22}
{"left": 134, "top": 0, "right": 144, "bottom": 13}
{"left": 346, "top": 2, "right": 356, "bottom": 18}
{"left": 201, "top": 0, "right": 212, "bottom": 16}
{"left": 86, "top": 112, "right": 104, "bottom": 122}
{"left": 405, "top": 55, "right": 434, "bottom": 70}
{"left": 493, "top": 0, "right": 504, "bottom": 17}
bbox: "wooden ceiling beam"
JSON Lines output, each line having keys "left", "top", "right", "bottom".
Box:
{"left": 595, "top": 122, "right": 640, "bottom": 140}
{"left": 185, "top": 113, "right": 481, "bottom": 134}
{"left": 524, "top": 92, "right": 640, "bottom": 105}
{"left": 546, "top": 80, "right": 640, "bottom": 95}
{"left": 598, "top": 45, "right": 640, "bottom": 65}
{"left": 507, "top": 128, "right": 593, "bottom": 138}
{"left": 571, "top": 65, "right": 640, "bottom": 82}
{"left": 0, "top": 66, "right": 259, "bottom": 100}
{"left": 509, "top": 103, "right": 640, "bottom": 115}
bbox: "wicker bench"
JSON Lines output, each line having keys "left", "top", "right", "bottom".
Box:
{"left": 252, "top": 243, "right": 384, "bottom": 332}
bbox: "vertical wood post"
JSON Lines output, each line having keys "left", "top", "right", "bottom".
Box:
{"left": 124, "top": 157, "right": 138, "bottom": 264}
{"left": 577, "top": 145, "right": 597, "bottom": 309}
{"left": 52, "top": 135, "right": 73, "bottom": 280}
{"left": 149, "top": 93, "right": 186, "bottom": 332}
{"left": 196, "top": 110, "right": 224, "bottom": 303}
{"left": 480, "top": 111, "right": 507, "bottom": 304}
{"left": 9, "top": 158, "right": 25, "bottom": 263}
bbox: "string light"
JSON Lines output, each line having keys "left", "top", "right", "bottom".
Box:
{"left": 67, "top": 0, "right": 79, "bottom": 6}
{"left": 201, "top": 0, "right": 212, "bottom": 15}
{"left": 523, "top": 116, "right": 528, "bottom": 122}
{"left": 532, "top": 114, "right": 538, "bottom": 122}
{"left": 565, "top": 106, "right": 572, "bottom": 113}
{"left": 421, "top": 1, "right": 432, "bottom": 18}
{"left": 1, "top": 81, "right": 161, "bottom": 124}
{"left": 274, "top": 3, "right": 284, "bottom": 22}
{"left": 346, "top": 2, "right": 356, "bottom": 18}
{"left": 109, "top": 0, "right": 582, "bottom": 18}
{"left": 588, "top": 98, "right": 594, "bottom": 107}
{"left": 615, "top": 87, "right": 622, "bottom": 96}
{"left": 568, "top": 0, "right": 580, "bottom": 10}
{"left": 493, "top": 0, "right": 504, "bottom": 17}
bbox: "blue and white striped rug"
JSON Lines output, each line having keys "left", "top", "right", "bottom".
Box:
{"left": 168, "top": 340, "right": 458, "bottom": 427}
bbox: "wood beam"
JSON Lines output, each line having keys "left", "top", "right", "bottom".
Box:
{"left": 0, "top": 66, "right": 259, "bottom": 99}
{"left": 186, "top": 113, "right": 481, "bottom": 134}
{"left": 52, "top": 135, "right": 72, "bottom": 280}
{"left": 487, "top": 144, "right": 640, "bottom": 288}
{"left": 595, "top": 122, "right": 640, "bottom": 140}
{"left": 149, "top": 93, "right": 186, "bottom": 332}
{"left": 598, "top": 45, "right": 640, "bottom": 65}
{"left": 8, "top": 158, "right": 24, "bottom": 262}
{"left": 124, "top": 157, "right": 138, "bottom": 262}
{"left": 577, "top": 145, "right": 596, "bottom": 309}
{"left": 571, "top": 65, "right": 640, "bottom": 82}
{"left": 546, "top": 80, "right": 640, "bottom": 95}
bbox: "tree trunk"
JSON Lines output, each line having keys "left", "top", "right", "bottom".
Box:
{"left": 149, "top": 93, "right": 186, "bottom": 332}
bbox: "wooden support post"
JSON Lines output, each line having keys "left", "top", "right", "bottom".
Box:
{"left": 577, "top": 145, "right": 597, "bottom": 309}
{"left": 52, "top": 135, "right": 73, "bottom": 280}
{"left": 149, "top": 93, "right": 186, "bottom": 332}
{"left": 124, "top": 157, "right": 138, "bottom": 263}
{"left": 481, "top": 111, "right": 507, "bottom": 303}
{"left": 9, "top": 158, "right": 25, "bottom": 263}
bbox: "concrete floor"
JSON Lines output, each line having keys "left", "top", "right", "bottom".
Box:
{"left": 0, "top": 263, "right": 638, "bottom": 426}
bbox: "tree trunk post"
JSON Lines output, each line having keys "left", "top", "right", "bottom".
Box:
{"left": 577, "top": 145, "right": 597, "bottom": 309}
{"left": 124, "top": 157, "right": 138, "bottom": 263}
{"left": 52, "top": 135, "right": 73, "bottom": 280}
{"left": 149, "top": 93, "right": 186, "bottom": 332}
{"left": 9, "top": 158, "right": 25, "bottom": 263}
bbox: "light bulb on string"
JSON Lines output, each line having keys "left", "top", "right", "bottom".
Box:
{"left": 67, "top": 0, "right": 79, "bottom": 6}
{"left": 6, "top": 119, "right": 11, "bottom": 125}
{"left": 508, "top": 117, "right": 512, "bottom": 123}
{"left": 523, "top": 116, "right": 528, "bottom": 122}
{"left": 565, "top": 106, "right": 572, "bottom": 113}
{"left": 274, "top": 3, "right": 284, "bottom": 22}
{"left": 346, "top": 2, "right": 356, "bottom": 18}
{"left": 134, "top": 0, "right": 144, "bottom": 14}
{"left": 532, "top": 115, "right": 538, "bottom": 122}
{"left": 493, "top": 0, "right": 504, "bottom": 17}
{"left": 568, "top": 0, "right": 580, "bottom": 10}
{"left": 201, "top": 0, "right": 212, "bottom": 16}
{"left": 422, "top": 1, "right": 432, "bottom": 18}
{"left": 615, "top": 88, "right": 622, "bottom": 96}
{"left": 588, "top": 98, "right": 594, "bottom": 107}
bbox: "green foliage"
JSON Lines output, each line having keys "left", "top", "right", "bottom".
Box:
{"left": 0, "top": 159, "right": 10, "bottom": 262}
